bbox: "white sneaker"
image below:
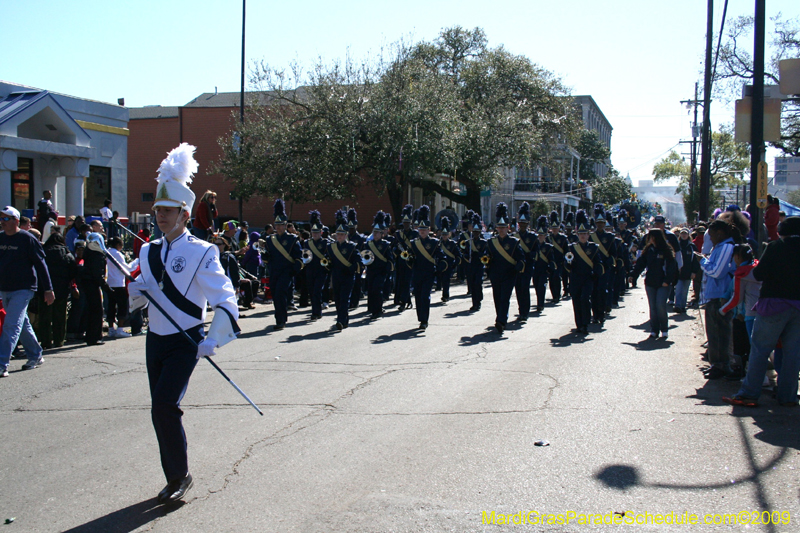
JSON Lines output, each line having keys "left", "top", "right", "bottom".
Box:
{"left": 660, "top": 332, "right": 668, "bottom": 339}
{"left": 115, "top": 328, "right": 131, "bottom": 338}
{"left": 1, "top": 368, "right": 8, "bottom": 378}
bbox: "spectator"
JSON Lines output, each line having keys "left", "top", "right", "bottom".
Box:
{"left": 19, "top": 216, "right": 32, "bottom": 231}
{"left": 81, "top": 234, "right": 108, "bottom": 346}
{"left": 108, "top": 210, "right": 120, "bottom": 239}
{"left": 192, "top": 190, "right": 217, "bottom": 240}
{"left": 0, "top": 206, "right": 54, "bottom": 377}
{"left": 100, "top": 199, "right": 113, "bottom": 222}
{"left": 240, "top": 231, "right": 262, "bottom": 278}
{"left": 66, "top": 240, "right": 87, "bottom": 340}
{"left": 38, "top": 233, "right": 78, "bottom": 349}
{"left": 133, "top": 227, "right": 151, "bottom": 259}
{"left": 214, "top": 234, "right": 255, "bottom": 310}
{"left": 629, "top": 229, "right": 678, "bottom": 339}
{"left": 764, "top": 195, "right": 781, "bottom": 241}
{"left": 106, "top": 237, "right": 135, "bottom": 338}
{"left": 41, "top": 211, "right": 58, "bottom": 243}
{"left": 724, "top": 217, "right": 800, "bottom": 407}
{"left": 674, "top": 228, "right": 698, "bottom": 314}
{"left": 37, "top": 190, "right": 56, "bottom": 232}
{"left": 233, "top": 221, "right": 249, "bottom": 249}
{"left": 90, "top": 219, "right": 104, "bottom": 235}
{"left": 778, "top": 210, "right": 786, "bottom": 224}
{"left": 698, "top": 219, "right": 740, "bottom": 380}
{"left": 66, "top": 215, "right": 85, "bottom": 252}
{"left": 720, "top": 244, "right": 760, "bottom": 379}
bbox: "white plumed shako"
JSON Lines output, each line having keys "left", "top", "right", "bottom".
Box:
{"left": 153, "top": 143, "right": 199, "bottom": 213}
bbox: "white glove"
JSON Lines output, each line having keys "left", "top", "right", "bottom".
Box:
{"left": 197, "top": 337, "right": 218, "bottom": 359}
{"left": 128, "top": 280, "right": 148, "bottom": 312}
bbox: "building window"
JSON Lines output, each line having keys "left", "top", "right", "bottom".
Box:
{"left": 142, "top": 192, "right": 154, "bottom": 202}
{"left": 86, "top": 166, "right": 111, "bottom": 215}
{"left": 11, "top": 158, "right": 34, "bottom": 211}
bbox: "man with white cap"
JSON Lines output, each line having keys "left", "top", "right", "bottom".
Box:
{"left": 0, "top": 206, "right": 54, "bottom": 377}
{"left": 127, "top": 143, "right": 240, "bottom": 503}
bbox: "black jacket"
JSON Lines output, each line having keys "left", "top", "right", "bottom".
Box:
{"left": 80, "top": 249, "right": 107, "bottom": 286}
{"left": 630, "top": 246, "right": 678, "bottom": 288}
{"left": 753, "top": 236, "right": 800, "bottom": 300}
{"left": 44, "top": 244, "right": 78, "bottom": 300}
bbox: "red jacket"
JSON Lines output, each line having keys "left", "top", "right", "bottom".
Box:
{"left": 193, "top": 201, "right": 216, "bottom": 231}
{"left": 764, "top": 203, "right": 780, "bottom": 241}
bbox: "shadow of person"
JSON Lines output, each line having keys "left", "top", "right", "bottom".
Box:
{"left": 459, "top": 328, "right": 505, "bottom": 346}
{"left": 61, "top": 498, "right": 184, "bottom": 533}
{"left": 444, "top": 309, "right": 473, "bottom": 319}
{"left": 371, "top": 328, "right": 425, "bottom": 344}
{"left": 550, "top": 332, "right": 593, "bottom": 347}
{"left": 621, "top": 339, "right": 674, "bottom": 351}
{"left": 283, "top": 329, "right": 335, "bottom": 343}
{"left": 595, "top": 464, "right": 640, "bottom": 490}
{"left": 628, "top": 321, "right": 651, "bottom": 330}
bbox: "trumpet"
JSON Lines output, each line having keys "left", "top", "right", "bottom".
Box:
{"left": 360, "top": 249, "right": 375, "bottom": 265}
{"left": 301, "top": 249, "right": 313, "bottom": 264}
{"left": 459, "top": 239, "right": 468, "bottom": 250}
{"left": 400, "top": 250, "right": 412, "bottom": 261}
{"left": 480, "top": 254, "right": 490, "bottom": 265}
{"left": 565, "top": 251, "right": 574, "bottom": 264}
{"left": 320, "top": 257, "right": 330, "bottom": 268}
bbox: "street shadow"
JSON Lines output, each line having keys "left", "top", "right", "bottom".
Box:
{"left": 62, "top": 498, "right": 184, "bottom": 533}
{"left": 550, "top": 332, "right": 593, "bottom": 347}
{"left": 672, "top": 313, "right": 696, "bottom": 322}
{"left": 628, "top": 321, "right": 651, "bottom": 330}
{"left": 371, "top": 328, "right": 425, "bottom": 344}
{"left": 595, "top": 464, "right": 640, "bottom": 490}
{"left": 443, "top": 309, "right": 475, "bottom": 319}
{"left": 283, "top": 329, "right": 335, "bottom": 343}
{"left": 621, "top": 339, "right": 674, "bottom": 351}
{"left": 459, "top": 328, "right": 506, "bottom": 346}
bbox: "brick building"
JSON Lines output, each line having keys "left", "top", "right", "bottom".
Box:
{"left": 128, "top": 92, "right": 396, "bottom": 230}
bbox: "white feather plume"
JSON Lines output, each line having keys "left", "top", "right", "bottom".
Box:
{"left": 156, "top": 143, "right": 199, "bottom": 185}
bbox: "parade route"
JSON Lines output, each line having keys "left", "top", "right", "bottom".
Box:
{"left": 1, "top": 283, "right": 798, "bottom": 532}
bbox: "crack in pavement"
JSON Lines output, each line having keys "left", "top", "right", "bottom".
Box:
{"left": 13, "top": 402, "right": 336, "bottom": 413}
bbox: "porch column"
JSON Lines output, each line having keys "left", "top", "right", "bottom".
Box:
{"left": 0, "top": 149, "right": 17, "bottom": 207}
{"left": 65, "top": 176, "right": 84, "bottom": 217}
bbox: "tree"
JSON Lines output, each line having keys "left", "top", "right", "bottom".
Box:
{"left": 528, "top": 198, "right": 554, "bottom": 220}
{"left": 715, "top": 14, "right": 800, "bottom": 156}
{"left": 786, "top": 189, "right": 800, "bottom": 207}
{"left": 217, "top": 27, "right": 580, "bottom": 219}
{"left": 574, "top": 129, "right": 611, "bottom": 182}
{"left": 652, "top": 125, "right": 749, "bottom": 221}
{"left": 591, "top": 171, "right": 631, "bottom": 206}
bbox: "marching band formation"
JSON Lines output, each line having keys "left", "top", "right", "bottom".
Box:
{"left": 254, "top": 197, "right": 641, "bottom": 336}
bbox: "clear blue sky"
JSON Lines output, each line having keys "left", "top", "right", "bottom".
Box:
{"left": 4, "top": 0, "right": 797, "bottom": 184}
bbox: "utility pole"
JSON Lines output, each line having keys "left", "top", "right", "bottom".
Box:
{"left": 238, "top": 0, "right": 246, "bottom": 223}
{"left": 680, "top": 82, "right": 701, "bottom": 222}
{"left": 699, "top": 0, "right": 714, "bottom": 221}
{"left": 749, "top": 0, "right": 766, "bottom": 249}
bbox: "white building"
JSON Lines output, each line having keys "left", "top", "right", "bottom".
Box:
{"left": 772, "top": 155, "right": 800, "bottom": 196}
{"left": 0, "top": 81, "right": 129, "bottom": 218}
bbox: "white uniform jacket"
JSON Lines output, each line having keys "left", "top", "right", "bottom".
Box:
{"left": 130, "top": 231, "right": 239, "bottom": 336}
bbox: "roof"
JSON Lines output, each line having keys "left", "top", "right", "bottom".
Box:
{"left": 183, "top": 88, "right": 308, "bottom": 108}
{"left": 128, "top": 106, "right": 179, "bottom": 119}
{"left": 0, "top": 90, "right": 46, "bottom": 125}
{"left": 573, "top": 94, "right": 613, "bottom": 131}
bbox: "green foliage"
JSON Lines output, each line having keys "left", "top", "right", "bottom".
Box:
{"left": 216, "top": 26, "right": 580, "bottom": 218}
{"left": 528, "top": 198, "right": 553, "bottom": 220}
{"left": 575, "top": 129, "right": 611, "bottom": 182}
{"left": 786, "top": 189, "right": 800, "bottom": 208}
{"left": 652, "top": 125, "right": 749, "bottom": 221}
{"left": 592, "top": 172, "right": 632, "bottom": 207}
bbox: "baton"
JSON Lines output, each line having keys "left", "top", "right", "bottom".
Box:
{"left": 115, "top": 221, "right": 148, "bottom": 243}
{"left": 96, "top": 235, "right": 263, "bottom": 416}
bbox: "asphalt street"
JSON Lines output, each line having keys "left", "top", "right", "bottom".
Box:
{"left": 1, "top": 281, "right": 798, "bottom": 532}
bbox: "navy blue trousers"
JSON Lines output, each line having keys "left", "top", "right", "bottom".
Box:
{"left": 146, "top": 326, "right": 202, "bottom": 482}
{"left": 515, "top": 270, "right": 533, "bottom": 317}
{"left": 306, "top": 269, "right": 327, "bottom": 317}
{"left": 438, "top": 271, "right": 452, "bottom": 300}
{"left": 466, "top": 268, "right": 484, "bottom": 308}
{"left": 490, "top": 273, "right": 516, "bottom": 326}
{"left": 331, "top": 271, "right": 355, "bottom": 326}
{"left": 592, "top": 268, "right": 611, "bottom": 320}
{"left": 548, "top": 266, "right": 562, "bottom": 301}
{"left": 533, "top": 273, "right": 549, "bottom": 309}
{"left": 271, "top": 269, "right": 294, "bottom": 326}
{"left": 570, "top": 277, "right": 594, "bottom": 329}
{"left": 413, "top": 272, "right": 435, "bottom": 324}
{"left": 366, "top": 269, "right": 387, "bottom": 316}
{"left": 395, "top": 265, "right": 412, "bottom": 305}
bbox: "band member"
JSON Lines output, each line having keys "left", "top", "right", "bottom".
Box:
{"left": 393, "top": 205, "right": 418, "bottom": 310}
{"left": 486, "top": 203, "right": 525, "bottom": 334}
{"left": 382, "top": 213, "right": 395, "bottom": 302}
{"left": 303, "top": 210, "right": 330, "bottom": 321}
{"left": 548, "top": 211, "right": 569, "bottom": 302}
{"left": 437, "top": 216, "right": 460, "bottom": 303}
{"left": 457, "top": 211, "right": 473, "bottom": 284}
{"left": 563, "top": 211, "right": 576, "bottom": 296}
{"left": 465, "top": 213, "right": 488, "bottom": 312}
{"left": 514, "top": 202, "right": 536, "bottom": 322}
{"left": 409, "top": 205, "right": 444, "bottom": 329}
{"left": 564, "top": 210, "right": 602, "bottom": 335}
{"left": 590, "top": 204, "right": 616, "bottom": 325}
{"left": 533, "top": 215, "right": 556, "bottom": 313}
{"left": 347, "top": 208, "right": 365, "bottom": 310}
{"left": 328, "top": 211, "right": 358, "bottom": 330}
{"left": 365, "top": 211, "right": 394, "bottom": 319}
{"left": 127, "top": 143, "right": 240, "bottom": 503}
{"left": 262, "top": 199, "right": 302, "bottom": 331}
{"left": 616, "top": 209, "right": 634, "bottom": 293}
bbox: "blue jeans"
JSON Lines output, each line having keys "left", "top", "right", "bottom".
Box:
{"left": 0, "top": 289, "right": 43, "bottom": 370}
{"left": 737, "top": 308, "right": 800, "bottom": 404}
{"left": 645, "top": 285, "right": 670, "bottom": 335}
{"left": 675, "top": 278, "right": 691, "bottom": 309}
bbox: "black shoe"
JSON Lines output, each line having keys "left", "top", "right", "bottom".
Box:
{"left": 370, "top": 313, "right": 381, "bottom": 320}
{"left": 334, "top": 322, "right": 344, "bottom": 331}
{"left": 495, "top": 322, "right": 505, "bottom": 334}
{"left": 157, "top": 473, "right": 193, "bottom": 504}
{"left": 581, "top": 326, "right": 589, "bottom": 335}
{"left": 518, "top": 316, "right": 528, "bottom": 323}
{"left": 441, "top": 297, "right": 449, "bottom": 303}
{"left": 87, "top": 341, "right": 106, "bottom": 346}
{"left": 273, "top": 323, "right": 285, "bottom": 331}
{"left": 704, "top": 367, "right": 727, "bottom": 380}
{"left": 420, "top": 322, "right": 428, "bottom": 330}
{"left": 309, "top": 315, "right": 321, "bottom": 321}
